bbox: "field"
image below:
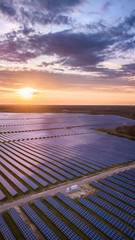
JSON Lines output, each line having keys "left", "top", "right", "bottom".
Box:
{"left": 0, "top": 112, "right": 135, "bottom": 239}
{"left": 98, "top": 125, "right": 135, "bottom": 141}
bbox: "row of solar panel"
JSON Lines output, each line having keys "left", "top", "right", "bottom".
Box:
{"left": 1, "top": 137, "right": 111, "bottom": 200}
{"left": 56, "top": 192, "right": 125, "bottom": 240}
{"left": 98, "top": 178, "right": 135, "bottom": 200}
{"left": 2, "top": 140, "right": 97, "bottom": 177}
{"left": 88, "top": 194, "right": 135, "bottom": 227}
{"left": 34, "top": 199, "right": 81, "bottom": 240}
{"left": 112, "top": 173, "right": 135, "bottom": 186}
{"left": 1, "top": 168, "right": 135, "bottom": 240}
{"left": 1, "top": 139, "right": 134, "bottom": 201}
{"left": 78, "top": 197, "right": 135, "bottom": 239}
{"left": 0, "top": 127, "right": 91, "bottom": 142}
{"left": 90, "top": 168, "right": 135, "bottom": 209}
{"left": 45, "top": 195, "right": 103, "bottom": 240}
{"left": 105, "top": 176, "right": 135, "bottom": 192}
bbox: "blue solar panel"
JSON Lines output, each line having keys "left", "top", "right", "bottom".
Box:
{"left": 99, "top": 179, "right": 135, "bottom": 199}
{"left": 119, "top": 171, "right": 135, "bottom": 181}
{"left": 106, "top": 176, "right": 135, "bottom": 192}
{"left": 0, "top": 215, "right": 15, "bottom": 240}
{"left": 36, "top": 144, "right": 93, "bottom": 173}
{"left": 88, "top": 194, "right": 135, "bottom": 228}
{"left": 1, "top": 145, "right": 48, "bottom": 187}
{"left": 21, "top": 204, "right": 60, "bottom": 240}
{"left": 34, "top": 200, "right": 81, "bottom": 240}
{"left": 3, "top": 143, "right": 59, "bottom": 183}
{"left": 43, "top": 143, "right": 100, "bottom": 170}
{"left": 96, "top": 191, "right": 135, "bottom": 217}
{"left": 12, "top": 141, "right": 81, "bottom": 178}
{"left": 8, "top": 208, "right": 37, "bottom": 240}
{"left": 44, "top": 143, "right": 105, "bottom": 169}
{"left": 78, "top": 197, "right": 135, "bottom": 239}
{"left": 0, "top": 190, "right": 5, "bottom": 200}
{"left": 56, "top": 192, "right": 124, "bottom": 240}
{"left": 115, "top": 174, "right": 135, "bottom": 186}
{"left": 45, "top": 195, "right": 103, "bottom": 240}
{"left": 91, "top": 181, "right": 135, "bottom": 207}
{"left": 1, "top": 165, "right": 28, "bottom": 193}
{"left": 5, "top": 142, "right": 72, "bottom": 180}
{"left": 0, "top": 175, "right": 17, "bottom": 196}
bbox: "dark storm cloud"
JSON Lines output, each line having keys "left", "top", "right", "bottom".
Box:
{"left": 0, "top": 1, "right": 15, "bottom": 16}
{"left": 0, "top": 0, "right": 83, "bottom": 25}
{"left": 122, "top": 63, "right": 135, "bottom": 75}
{"left": 0, "top": 29, "right": 115, "bottom": 64}
{"left": 30, "top": 13, "right": 70, "bottom": 25}
{"left": 35, "top": 0, "right": 84, "bottom": 13}
{"left": 0, "top": 6, "right": 135, "bottom": 82}
{"left": 0, "top": 21, "right": 134, "bottom": 75}
{"left": 124, "top": 10, "right": 135, "bottom": 27}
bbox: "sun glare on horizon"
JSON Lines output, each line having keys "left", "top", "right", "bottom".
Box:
{"left": 18, "top": 88, "right": 35, "bottom": 99}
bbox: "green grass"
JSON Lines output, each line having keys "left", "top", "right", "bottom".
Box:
{"left": 30, "top": 203, "right": 68, "bottom": 240}
{"left": 41, "top": 198, "right": 89, "bottom": 240}
{"left": 97, "top": 125, "right": 135, "bottom": 141}
{"left": 2, "top": 212, "right": 25, "bottom": 240}
{"left": 0, "top": 232, "right": 4, "bottom": 240}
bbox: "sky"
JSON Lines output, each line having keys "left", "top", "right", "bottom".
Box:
{"left": 0, "top": 0, "right": 135, "bottom": 105}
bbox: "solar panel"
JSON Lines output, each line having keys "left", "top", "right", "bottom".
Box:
{"left": 9, "top": 141, "right": 80, "bottom": 178}
{"left": 1, "top": 165, "right": 28, "bottom": 193}
{"left": 56, "top": 192, "right": 124, "bottom": 240}
{"left": 0, "top": 215, "right": 15, "bottom": 240}
{"left": 34, "top": 199, "right": 81, "bottom": 240}
{"left": 91, "top": 181, "right": 135, "bottom": 207}
{"left": 45, "top": 195, "right": 103, "bottom": 240}
{"left": 0, "top": 175, "right": 17, "bottom": 196}
{"left": 78, "top": 197, "right": 135, "bottom": 239}
{"left": 96, "top": 191, "right": 135, "bottom": 217}
{"left": 21, "top": 203, "right": 59, "bottom": 240}
{"left": 8, "top": 208, "right": 37, "bottom": 240}
{"left": 0, "top": 190, "right": 5, "bottom": 200}
{"left": 1, "top": 156, "right": 38, "bottom": 190}
{"left": 88, "top": 193, "right": 135, "bottom": 228}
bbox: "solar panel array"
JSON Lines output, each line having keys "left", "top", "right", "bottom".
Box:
{"left": 0, "top": 112, "right": 135, "bottom": 239}
{"left": 1, "top": 113, "right": 135, "bottom": 201}
{"left": 0, "top": 215, "right": 15, "bottom": 240}
{"left": 1, "top": 137, "right": 135, "bottom": 201}
{"left": 1, "top": 167, "right": 135, "bottom": 240}
{"left": 8, "top": 208, "right": 37, "bottom": 240}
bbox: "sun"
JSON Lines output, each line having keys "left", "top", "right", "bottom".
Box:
{"left": 18, "top": 88, "right": 35, "bottom": 99}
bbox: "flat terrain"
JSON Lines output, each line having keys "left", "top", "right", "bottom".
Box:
{"left": 0, "top": 112, "right": 135, "bottom": 240}
{"left": 98, "top": 125, "right": 135, "bottom": 141}
{"left": 1, "top": 113, "right": 135, "bottom": 203}
{"left": 1, "top": 162, "right": 135, "bottom": 214}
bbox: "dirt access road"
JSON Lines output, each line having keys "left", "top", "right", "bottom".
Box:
{"left": 0, "top": 162, "right": 135, "bottom": 213}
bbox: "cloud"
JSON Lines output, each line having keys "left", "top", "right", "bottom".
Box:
{"left": 0, "top": 1, "right": 16, "bottom": 16}
{"left": 0, "top": 69, "right": 134, "bottom": 94}
{"left": 102, "top": 1, "right": 113, "bottom": 11}
{"left": 0, "top": 0, "right": 83, "bottom": 26}
{"left": 124, "top": 10, "right": 135, "bottom": 27}
{"left": 0, "top": 29, "right": 116, "bottom": 64}
{"left": 122, "top": 63, "right": 135, "bottom": 75}
{"left": 0, "top": 3, "right": 134, "bottom": 90}
{"left": 34, "top": 0, "right": 84, "bottom": 13}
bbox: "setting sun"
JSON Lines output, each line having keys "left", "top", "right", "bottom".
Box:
{"left": 18, "top": 88, "right": 35, "bottom": 99}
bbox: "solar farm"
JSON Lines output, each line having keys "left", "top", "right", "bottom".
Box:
{"left": 0, "top": 113, "right": 135, "bottom": 240}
